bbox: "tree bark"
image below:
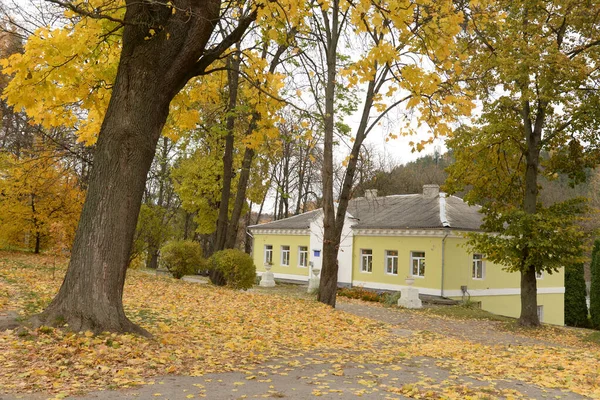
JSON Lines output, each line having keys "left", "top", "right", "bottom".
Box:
{"left": 225, "top": 147, "right": 254, "bottom": 249}
{"left": 30, "top": 0, "right": 250, "bottom": 335}
{"left": 34, "top": 232, "right": 41, "bottom": 255}
{"left": 317, "top": 1, "right": 341, "bottom": 307}
{"left": 317, "top": 39, "right": 384, "bottom": 306}
{"left": 518, "top": 98, "right": 544, "bottom": 327}
{"left": 214, "top": 52, "right": 241, "bottom": 252}
{"left": 519, "top": 266, "right": 539, "bottom": 326}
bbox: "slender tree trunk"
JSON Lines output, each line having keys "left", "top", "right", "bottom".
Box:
{"left": 215, "top": 52, "right": 241, "bottom": 252}
{"left": 31, "top": 193, "right": 40, "bottom": 254}
{"left": 244, "top": 207, "right": 253, "bottom": 254}
{"left": 183, "top": 212, "right": 192, "bottom": 240}
{"left": 282, "top": 147, "right": 290, "bottom": 218}
{"left": 225, "top": 147, "right": 255, "bottom": 249}
{"left": 34, "top": 232, "right": 41, "bottom": 255}
{"left": 518, "top": 99, "right": 544, "bottom": 327}
{"left": 295, "top": 146, "right": 307, "bottom": 214}
{"left": 318, "top": 55, "right": 383, "bottom": 306}
{"left": 31, "top": 0, "right": 229, "bottom": 335}
{"left": 256, "top": 188, "right": 267, "bottom": 225}
{"left": 211, "top": 55, "right": 240, "bottom": 287}
{"left": 317, "top": 2, "right": 341, "bottom": 307}
{"left": 146, "top": 138, "right": 169, "bottom": 269}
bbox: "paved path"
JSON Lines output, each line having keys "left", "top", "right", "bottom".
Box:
{"left": 1, "top": 301, "right": 590, "bottom": 400}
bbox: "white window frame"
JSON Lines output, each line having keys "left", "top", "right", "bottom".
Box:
{"left": 264, "top": 245, "right": 273, "bottom": 265}
{"left": 298, "top": 246, "right": 308, "bottom": 267}
{"left": 385, "top": 250, "right": 398, "bottom": 275}
{"left": 361, "top": 249, "right": 373, "bottom": 273}
{"left": 472, "top": 254, "right": 484, "bottom": 280}
{"left": 411, "top": 251, "right": 426, "bottom": 277}
{"left": 281, "top": 245, "right": 290, "bottom": 266}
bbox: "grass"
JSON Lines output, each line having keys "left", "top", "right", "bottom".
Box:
{"left": 250, "top": 281, "right": 317, "bottom": 300}
{"left": 584, "top": 331, "right": 600, "bottom": 344}
{"left": 418, "top": 304, "right": 515, "bottom": 322}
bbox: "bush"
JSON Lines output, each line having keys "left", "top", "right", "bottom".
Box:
{"left": 337, "top": 286, "right": 383, "bottom": 302}
{"left": 381, "top": 291, "right": 402, "bottom": 306}
{"left": 209, "top": 249, "right": 256, "bottom": 290}
{"left": 591, "top": 239, "right": 600, "bottom": 329}
{"left": 564, "top": 262, "right": 589, "bottom": 327}
{"left": 160, "top": 240, "right": 204, "bottom": 279}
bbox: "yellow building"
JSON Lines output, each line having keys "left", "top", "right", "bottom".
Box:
{"left": 249, "top": 185, "right": 564, "bottom": 325}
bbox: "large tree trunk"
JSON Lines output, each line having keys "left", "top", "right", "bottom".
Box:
{"left": 31, "top": 0, "right": 230, "bottom": 335}
{"left": 519, "top": 267, "right": 539, "bottom": 326}
{"left": 35, "top": 83, "right": 170, "bottom": 335}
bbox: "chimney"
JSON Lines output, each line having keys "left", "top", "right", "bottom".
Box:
{"left": 365, "top": 189, "right": 378, "bottom": 200}
{"left": 423, "top": 184, "right": 440, "bottom": 198}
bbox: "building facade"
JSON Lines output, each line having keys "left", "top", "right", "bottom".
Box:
{"left": 249, "top": 185, "right": 564, "bottom": 325}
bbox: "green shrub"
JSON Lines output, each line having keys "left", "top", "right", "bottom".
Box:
{"left": 209, "top": 249, "right": 256, "bottom": 290}
{"left": 382, "top": 291, "right": 402, "bottom": 306}
{"left": 337, "top": 286, "right": 383, "bottom": 302}
{"left": 591, "top": 239, "right": 600, "bottom": 329}
{"left": 160, "top": 240, "right": 204, "bottom": 279}
{"left": 565, "top": 262, "right": 590, "bottom": 328}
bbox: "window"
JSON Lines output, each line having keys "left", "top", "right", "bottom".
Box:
{"left": 361, "top": 249, "right": 373, "bottom": 272}
{"left": 281, "top": 245, "right": 290, "bottom": 266}
{"left": 536, "top": 270, "right": 544, "bottom": 279}
{"left": 385, "top": 250, "right": 398, "bottom": 275}
{"left": 411, "top": 251, "right": 425, "bottom": 277}
{"left": 298, "top": 246, "right": 308, "bottom": 267}
{"left": 472, "top": 254, "right": 484, "bottom": 279}
{"left": 537, "top": 305, "right": 544, "bottom": 323}
{"left": 264, "top": 245, "right": 273, "bottom": 264}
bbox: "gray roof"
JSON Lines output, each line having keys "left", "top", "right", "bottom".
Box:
{"left": 248, "top": 209, "right": 321, "bottom": 230}
{"left": 249, "top": 191, "right": 483, "bottom": 232}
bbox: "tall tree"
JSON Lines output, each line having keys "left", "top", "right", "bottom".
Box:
{"left": 446, "top": 0, "right": 600, "bottom": 326}
{"left": 564, "top": 262, "right": 589, "bottom": 328}
{"left": 2, "top": 0, "right": 260, "bottom": 334}
{"left": 301, "top": 0, "right": 468, "bottom": 306}
{"left": 0, "top": 146, "right": 84, "bottom": 253}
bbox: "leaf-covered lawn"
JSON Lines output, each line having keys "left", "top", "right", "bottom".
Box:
{"left": 1, "top": 252, "right": 599, "bottom": 399}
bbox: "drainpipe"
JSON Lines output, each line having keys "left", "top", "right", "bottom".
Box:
{"left": 441, "top": 229, "right": 450, "bottom": 297}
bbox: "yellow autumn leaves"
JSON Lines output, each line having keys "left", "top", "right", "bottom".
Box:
{"left": 1, "top": 252, "right": 600, "bottom": 398}
{"left": 0, "top": 150, "right": 84, "bottom": 252}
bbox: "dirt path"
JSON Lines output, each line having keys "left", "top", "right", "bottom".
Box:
{"left": 336, "top": 302, "right": 553, "bottom": 347}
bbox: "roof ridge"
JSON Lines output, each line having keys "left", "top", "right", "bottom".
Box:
{"left": 247, "top": 208, "right": 321, "bottom": 229}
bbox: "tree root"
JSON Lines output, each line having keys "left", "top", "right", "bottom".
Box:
{"left": 29, "top": 309, "right": 152, "bottom": 338}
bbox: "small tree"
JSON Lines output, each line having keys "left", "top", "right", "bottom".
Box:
{"left": 160, "top": 240, "right": 204, "bottom": 279}
{"left": 590, "top": 239, "right": 600, "bottom": 329}
{"left": 564, "top": 262, "right": 589, "bottom": 328}
{"left": 209, "top": 249, "right": 256, "bottom": 290}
